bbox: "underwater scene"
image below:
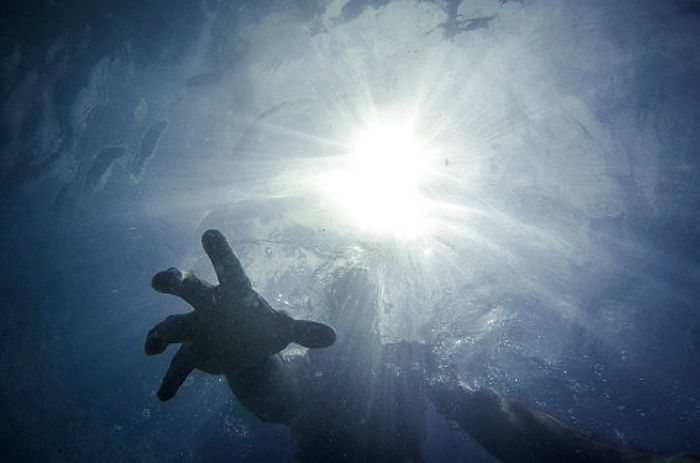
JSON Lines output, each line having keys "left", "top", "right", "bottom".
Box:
{"left": 1, "top": 0, "right": 700, "bottom": 461}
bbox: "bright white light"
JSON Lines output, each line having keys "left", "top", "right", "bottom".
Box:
{"left": 320, "top": 121, "right": 435, "bottom": 237}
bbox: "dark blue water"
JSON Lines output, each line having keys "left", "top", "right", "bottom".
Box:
{"left": 1, "top": 1, "right": 699, "bottom": 461}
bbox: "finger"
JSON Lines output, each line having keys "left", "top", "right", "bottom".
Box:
{"left": 157, "top": 344, "right": 195, "bottom": 401}
{"left": 289, "top": 319, "right": 337, "bottom": 349}
{"left": 145, "top": 313, "right": 196, "bottom": 355}
{"left": 201, "top": 229, "right": 251, "bottom": 291}
{"left": 151, "top": 267, "right": 214, "bottom": 309}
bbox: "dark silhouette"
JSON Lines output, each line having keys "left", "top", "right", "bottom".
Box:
{"left": 145, "top": 229, "right": 335, "bottom": 421}
{"left": 146, "top": 230, "right": 700, "bottom": 462}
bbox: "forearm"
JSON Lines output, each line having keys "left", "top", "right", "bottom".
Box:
{"left": 428, "top": 382, "right": 699, "bottom": 463}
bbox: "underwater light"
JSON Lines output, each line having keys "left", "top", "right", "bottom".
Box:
{"left": 320, "top": 121, "right": 434, "bottom": 237}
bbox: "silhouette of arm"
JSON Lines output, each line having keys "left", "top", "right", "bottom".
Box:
{"left": 427, "top": 381, "right": 700, "bottom": 463}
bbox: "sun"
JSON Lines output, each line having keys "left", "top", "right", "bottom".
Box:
{"left": 319, "top": 120, "right": 436, "bottom": 238}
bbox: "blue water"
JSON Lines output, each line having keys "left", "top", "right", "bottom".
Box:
{"left": 1, "top": 1, "right": 699, "bottom": 461}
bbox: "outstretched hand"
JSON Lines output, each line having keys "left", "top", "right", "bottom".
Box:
{"left": 145, "top": 229, "right": 335, "bottom": 402}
